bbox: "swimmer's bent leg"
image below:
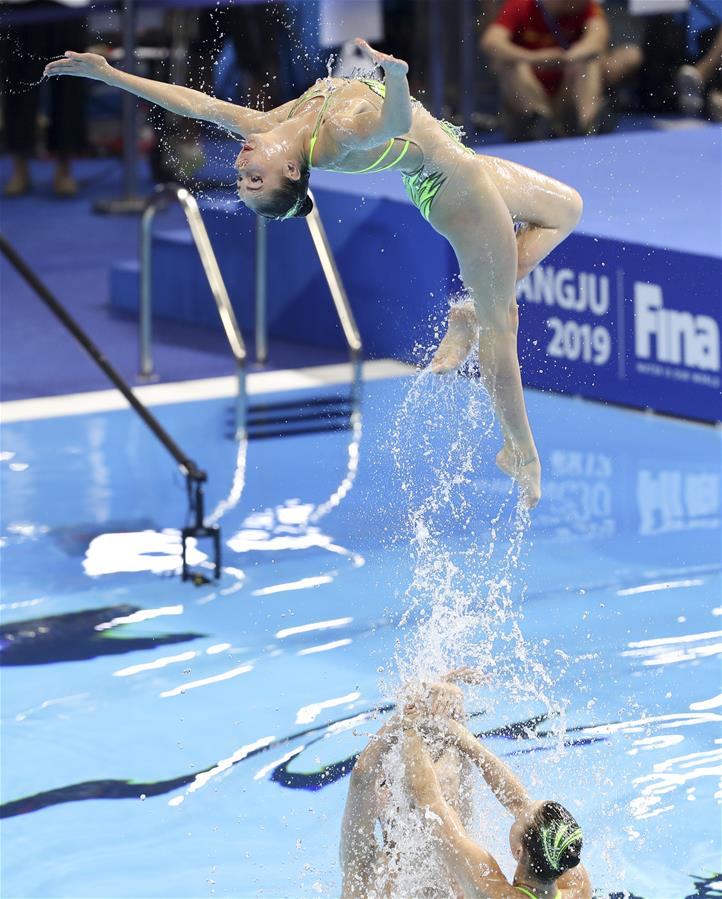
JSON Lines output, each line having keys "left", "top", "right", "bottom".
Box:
{"left": 484, "top": 158, "right": 583, "bottom": 282}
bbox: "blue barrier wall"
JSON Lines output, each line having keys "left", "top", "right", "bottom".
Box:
{"left": 516, "top": 235, "right": 722, "bottom": 424}
{"left": 111, "top": 131, "right": 722, "bottom": 424}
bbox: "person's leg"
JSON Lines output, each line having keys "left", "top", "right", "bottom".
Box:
{"left": 708, "top": 89, "right": 722, "bottom": 121}
{"left": 487, "top": 157, "right": 583, "bottom": 280}
{"left": 695, "top": 26, "right": 722, "bottom": 85}
{"left": 431, "top": 164, "right": 542, "bottom": 507}
{"left": 190, "top": 7, "right": 227, "bottom": 92}
{"left": 603, "top": 44, "right": 644, "bottom": 88}
{"left": 561, "top": 58, "right": 605, "bottom": 132}
{"left": 677, "top": 26, "right": 722, "bottom": 114}
{"left": 432, "top": 158, "right": 582, "bottom": 370}
{"left": 490, "top": 60, "right": 559, "bottom": 139}
{"left": 46, "top": 14, "right": 88, "bottom": 195}
{"left": 228, "top": 3, "right": 282, "bottom": 107}
{"left": 494, "top": 60, "right": 553, "bottom": 118}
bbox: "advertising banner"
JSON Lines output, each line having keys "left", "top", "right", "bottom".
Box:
{"left": 517, "top": 234, "right": 722, "bottom": 424}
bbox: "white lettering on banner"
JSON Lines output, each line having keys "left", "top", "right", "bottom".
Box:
{"left": 517, "top": 266, "right": 610, "bottom": 315}
{"left": 637, "top": 469, "right": 721, "bottom": 536}
{"left": 538, "top": 450, "right": 615, "bottom": 539}
{"left": 634, "top": 283, "right": 720, "bottom": 372}
{"left": 547, "top": 319, "right": 612, "bottom": 365}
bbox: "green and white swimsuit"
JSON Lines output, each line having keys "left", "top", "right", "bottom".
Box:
{"left": 515, "top": 887, "right": 562, "bottom": 899}
{"left": 288, "top": 78, "right": 474, "bottom": 221}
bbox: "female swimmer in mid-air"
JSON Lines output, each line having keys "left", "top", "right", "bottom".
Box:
{"left": 342, "top": 676, "right": 591, "bottom": 899}
{"left": 46, "top": 41, "right": 583, "bottom": 507}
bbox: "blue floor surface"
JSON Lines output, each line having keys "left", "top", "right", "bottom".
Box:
{"left": 1, "top": 374, "right": 720, "bottom": 898}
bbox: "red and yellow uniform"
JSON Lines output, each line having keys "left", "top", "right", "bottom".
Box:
{"left": 494, "top": 0, "right": 603, "bottom": 94}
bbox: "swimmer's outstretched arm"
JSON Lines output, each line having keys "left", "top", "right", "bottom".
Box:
{"left": 432, "top": 719, "right": 593, "bottom": 898}
{"left": 430, "top": 717, "right": 530, "bottom": 817}
{"left": 340, "top": 721, "right": 397, "bottom": 898}
{"left": 402, "top": 726, "right": 509, "bottom": 895}
{"left": 43, "top": 51, "right": 289, "bottom": 136}
{"left": 329, "top": 39, "right": 412, "bottom": 150}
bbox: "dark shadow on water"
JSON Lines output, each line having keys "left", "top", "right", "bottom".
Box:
{"left": 2, "top": 700, "right": 715, "bottom": 897}
{"left": 0, "top": 605, "right": 205, "bottom": 666}
{"left": 0, "top": 707, "right": 561, "bottom": 816}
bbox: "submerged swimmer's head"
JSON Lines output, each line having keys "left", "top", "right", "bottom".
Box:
{"left": 235, "top": 133, "right": 313, "bottom": 220}
{"left": 510, "top": 800, "right": 583, "bottom": 882}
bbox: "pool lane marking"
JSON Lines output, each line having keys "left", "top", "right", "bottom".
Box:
{"left": 253, "top": 574, "right": 334, "bottom": 596}
{"left": 276, "top": 617, "right": 353, "bottom": 639}
{"left": 0, "top": 359, "right": 415, "bottom": 424}
{"left": 297, "top": 638, "right": 352, "bottom": 656}
{"left": 296, "top": 691, "right": 361, "bottom": 725}
{"left": 617, "top": 578, "right": 705, "bottom": 596}
{"left": 160, "top": 662, "right": 254, "bottom": 698}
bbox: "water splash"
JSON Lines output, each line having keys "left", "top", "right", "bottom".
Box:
{"left": 362, "top": 328, "right": 573, "bottom": 895}
{"left": 387, "top": 357, "right": 560, "bottom": 709}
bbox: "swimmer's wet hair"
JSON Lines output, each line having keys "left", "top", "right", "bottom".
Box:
{"left": 523, "top": 801, "right": 583, "bottom": 882}
{"left": 254, "top": 162, "right": 313, "bottom": 221}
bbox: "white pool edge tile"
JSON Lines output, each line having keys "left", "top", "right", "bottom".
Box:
{"left": 0, "top": 359, "right": 416, "bottom": 423}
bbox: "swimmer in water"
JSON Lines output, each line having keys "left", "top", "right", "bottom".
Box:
{"left": 340, "top": 670, "right": 484, "bottom": 898}
{"left": 400, "top": 704, "right": 592, "bottom": 899}
{"left": 45, "top": 41, "right": 584, "bottom": 507}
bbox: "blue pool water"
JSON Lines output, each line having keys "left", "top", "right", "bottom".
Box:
{"left": 1, "top": 372, "right": 720, "bottom": 899}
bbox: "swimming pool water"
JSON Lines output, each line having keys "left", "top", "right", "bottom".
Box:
{"left": 1, "top": 374, "right": 720, "bottom": 898}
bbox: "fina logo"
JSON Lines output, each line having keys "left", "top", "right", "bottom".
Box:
{"left": 634, "top": 283, "right": 720, "bottom": 372}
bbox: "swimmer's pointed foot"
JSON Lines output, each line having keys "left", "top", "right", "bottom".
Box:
{"left": 430, "top": 304, "right": 478, "bottom": 373}
{"left": 496, "top": 445, "right": 541, "bottom": 509}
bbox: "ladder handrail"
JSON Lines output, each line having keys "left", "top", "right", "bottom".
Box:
{"left": 139, "top": 183, "right": 247, "bottom": 439}
{"left": 305, "top": 189, "right": 362, "bottom": 358}
{"left": 254, "top": 189, "right": 363, "bottom": 367}
{"left": 140, "top": 184, "right": 361, "bottom": 437}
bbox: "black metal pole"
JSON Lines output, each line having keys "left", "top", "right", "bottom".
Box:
{"left": 460, "top": 0, "right": 475, "bottom": 137}
{"left": 428, "top": 0, "right": 445, "bottom": 118}
{"left": 93, "top": 0, "right": 145, "bottom": 213}
{"left": 122, "top": 0, "right": 140, "bottom": 199}
{"left": 0, "top": 234, "right": 204, "bottom": 483}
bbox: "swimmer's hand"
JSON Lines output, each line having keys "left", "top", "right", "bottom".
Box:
{"left": 354, "top": 38, "right": 409, "bottom": 77}
{"left": 44, "top": 51, "right": 113, "bottom": 83}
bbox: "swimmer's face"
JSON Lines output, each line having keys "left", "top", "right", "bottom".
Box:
{"left": 234, "top": 133, "right": 302, "bottom": 213}
{"left": 509, "top": 801, "right": 544, "bottom": 859}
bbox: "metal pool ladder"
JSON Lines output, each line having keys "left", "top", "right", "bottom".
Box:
{"left": 253, "top": 189, "right": 363, "bottom": 383}
{"left": 139, "top": 185, "right": 362, "bottom": 440}
{"left": 139, "top": 183, "right": 248, "bottom": 439}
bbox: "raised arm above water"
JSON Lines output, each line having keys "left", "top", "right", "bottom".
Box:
{"left": 44, "top": 51, "right": 288, "bottom": 137}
